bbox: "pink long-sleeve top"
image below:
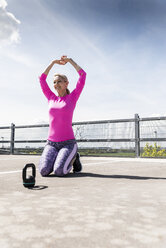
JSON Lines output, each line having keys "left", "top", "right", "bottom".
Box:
{"left": 39, "top": 69, "right": 86, "bottom": 142}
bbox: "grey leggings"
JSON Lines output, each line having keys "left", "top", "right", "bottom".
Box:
{"left": 39, "top": 139, "right": 78, "bottom": 177}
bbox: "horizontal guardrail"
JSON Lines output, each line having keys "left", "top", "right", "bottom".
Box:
{"left": 0, "top": 114, "right": 166, "bottom": 157}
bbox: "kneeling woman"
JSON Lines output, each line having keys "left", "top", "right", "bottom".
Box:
{"left": 39, "top": 56, "right": 86, "bottom": 177}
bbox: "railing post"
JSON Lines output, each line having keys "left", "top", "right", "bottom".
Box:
{"left": 10, "top": 123, "right": 15, "bottom": 155}
{"left": 135, "top": 114, "right": 140, "bottom": 158}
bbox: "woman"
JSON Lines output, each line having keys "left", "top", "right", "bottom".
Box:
{"left": 39, "top": 56, "right": 86, "bottom": 177}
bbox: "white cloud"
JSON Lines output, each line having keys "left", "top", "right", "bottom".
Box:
{"left": 0, "top": 0, "right": 7, "bottom": 9}
{"left": 0, "top": 0, "right": 20, "bottom": 47}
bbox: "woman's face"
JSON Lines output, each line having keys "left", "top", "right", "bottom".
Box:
{"left": 53, "top": 76, "right": 68, "bottom": 93}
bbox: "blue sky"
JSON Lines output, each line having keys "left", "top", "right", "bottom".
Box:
{"left": 0, "top": 0, "right": 166, "bottom": 126}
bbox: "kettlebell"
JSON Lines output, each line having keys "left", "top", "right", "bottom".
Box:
{"left": 22, "top": 163, "right": 36, "bottom": 188}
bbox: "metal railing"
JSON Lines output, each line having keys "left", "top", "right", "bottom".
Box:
{"left": 1, "top": 113, "right": 166, "bottom": 157}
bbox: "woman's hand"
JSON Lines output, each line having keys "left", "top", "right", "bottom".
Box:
{"left": 43, "top": 56, "right": 82, "bottom": 75}
{"left": 60, "top": 55, "right": 71, "bottom": 63}
{"left": 43, "top": 59, "right": 65, "bottom": 75}
{"left": 52, "top": 59, "right": 67, "bottom": 65}
{"left": 63, "top": 57, "right": 82, "bottom": 72}
{"left": 52, "top": 56, "right": 70, "bottom": 65}
{"left": 61, "top": 56, "right": 82, "bottom": 72}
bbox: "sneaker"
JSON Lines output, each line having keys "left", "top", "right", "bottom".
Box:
{"left": 73, "top": 153, "right": 82, "bottom": 173}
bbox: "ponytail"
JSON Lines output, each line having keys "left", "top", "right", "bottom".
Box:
{"left": 66, "top": 88, "right": 70, "bottom": 95}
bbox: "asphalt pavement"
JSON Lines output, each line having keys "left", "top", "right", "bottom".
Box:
{"left": 0, "top": 155, "right": 166, "bottom": 248}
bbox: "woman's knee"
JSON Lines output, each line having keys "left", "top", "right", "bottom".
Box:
{"left": 39, "top": 144, "right": 57, "bottom": 176}
{"left": 53, "top": 143, "right": 77, "bottom": 176}
{"left": 40, "top": 167, "right": 51, "bottom": 177}
{"left": 54, "top": 165, "right": 72, "bottom": 177}
{"left": 54, "top": 167, "right": 66, "bottom": 177}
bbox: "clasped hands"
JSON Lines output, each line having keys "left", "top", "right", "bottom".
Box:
{"left": 53, "top": 56, "right": 70, "bottom": 65}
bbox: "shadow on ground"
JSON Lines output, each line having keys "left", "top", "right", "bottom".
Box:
{"left": 26, "top": 185, "right": 48, "bottom": 190}
{"left": 46, "top": 173, "right": 166, "bottom": 180}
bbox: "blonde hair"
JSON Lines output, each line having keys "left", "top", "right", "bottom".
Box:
{"left": 54, "top": 73, "right": 70, "bottom": 94}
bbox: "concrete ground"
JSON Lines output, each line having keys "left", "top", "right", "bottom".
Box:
{"left": 0, "top": 155, "right": 166, "bottom": 248}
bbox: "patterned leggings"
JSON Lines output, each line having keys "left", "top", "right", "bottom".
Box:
{"left": 39, "top": 139, "right": 78, "bottom": 177}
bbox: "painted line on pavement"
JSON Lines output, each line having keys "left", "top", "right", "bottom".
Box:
{"left": 0, "top": 170, "right": 23, "bottom": 175}
{"left": 0, "top": 161, "right": 113, "bottom": 175}
{"left": 0, "top": 159, "right": 165, "bottom": 175}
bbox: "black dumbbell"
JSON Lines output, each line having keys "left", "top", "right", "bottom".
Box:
{"left": 22, "top": 163, "right": 36, "bottom": 188}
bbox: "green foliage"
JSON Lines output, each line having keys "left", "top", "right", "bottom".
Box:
{"left": 142, "top": 143, "right": 166, "bottom": 157}
{"left": 29, "top": 151, "right": 37, "bottom": 155}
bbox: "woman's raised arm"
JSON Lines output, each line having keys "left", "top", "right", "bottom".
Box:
{"left": 60, "top": 56, "right": 86, "bottom": 101}
{"left": 43, "top": 59, "right": 66, "bottom": 75}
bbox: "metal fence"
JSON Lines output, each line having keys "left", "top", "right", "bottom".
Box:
{"left": 1, "top": 114, "right": 166, "bottom": 157}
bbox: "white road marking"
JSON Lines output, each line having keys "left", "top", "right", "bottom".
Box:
{"left": 0, "top": 157, "right": 165, "bottom": 175}
{"left": 0, "top": 161, "right": 114, "bottom": 175}
{"left": 0, "top": 157, "right": 36, "bottom": 161}
{"left": 0, "top": 170, "right": 22, "bottom": 175}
